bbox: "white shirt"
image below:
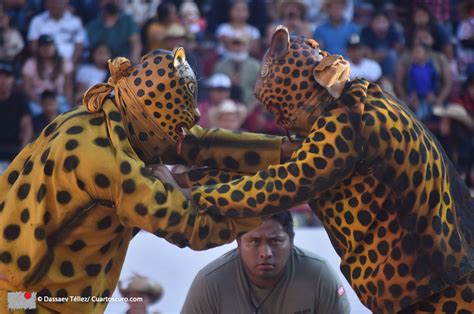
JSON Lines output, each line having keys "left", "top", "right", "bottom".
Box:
{"left": 349, "top": 58, "right": 382, "bottom": 82}
{"left": 27, "top": 11, "right": 86, "bottom": 60}
{"left": 76, "top": 64, "right": 108, "bottom": 89}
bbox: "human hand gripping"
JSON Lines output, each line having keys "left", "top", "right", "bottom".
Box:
{"left": 150, "top": 165, "right": 193, "bottom": 201}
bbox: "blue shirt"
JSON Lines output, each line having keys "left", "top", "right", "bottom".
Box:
{"left": 313, "top": 19, "right": 360, "bottom": 57}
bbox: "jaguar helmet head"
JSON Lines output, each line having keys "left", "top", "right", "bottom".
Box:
{"left": 255, "top": 26, "right": 350, "bottom": 135}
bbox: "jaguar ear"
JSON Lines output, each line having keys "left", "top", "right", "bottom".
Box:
{"left": 173, "top": 47, "right": 186, "bottom": 68}
{"left": 269, "top": 25, "right": 290, "bottom": 60}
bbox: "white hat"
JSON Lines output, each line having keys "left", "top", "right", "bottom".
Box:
{"left": 433, "top": 103, "right": 474, "bottom": 130}
{"left": 118, "top": 274, "right": 163, "bottom": 304}
{"left": 206, "top": 73, "right": 231, "bottom": 89}
{"left": 208, "top": 99, "right": 248, "bottom": 128}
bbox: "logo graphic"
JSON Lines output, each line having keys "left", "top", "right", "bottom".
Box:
{"left": 7, "top": 291, "right": 37, "bottom": 309}
{"left": 337, "top": 286, "right": 345, "bottom": 296}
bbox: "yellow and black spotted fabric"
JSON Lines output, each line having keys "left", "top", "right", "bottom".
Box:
{"left": 0, "top": 48, "right": 283, "bottom": 313}
{"left": 191, "top": 27, "right": 474, "bottom": 313}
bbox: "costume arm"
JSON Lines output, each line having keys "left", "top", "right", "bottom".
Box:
{"left": 183, "top": 168, "right": 250, "bottom": 187}
{"left": 181, "top": 270, "right": 219, "bottom": 314}
{"left": 162, "top": 125, "right": 283, "bottom": 173}
{"left": 115, "top": 153, "right": 262, "bottom": 250}
{"left": 191, "top": 108, "right": 359, "bottom": 217}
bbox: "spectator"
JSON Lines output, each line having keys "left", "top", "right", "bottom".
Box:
{"left": 75, "top": 42, "right": 111, "bottom": 106}
{"left": 406, "top": 43, "right": 439, "bottom": 120}
{"left": 22, "top": 34, "right": 74, "bottom": 115}
{"left": 265, "top": 0, "right": 313, "bottom": 49}
{"left": 206, "top": 0, "right": 268, "bottom": 39}
{"left": 123, "top": 0, "right": 160, "bottom": 27}
{"left": 433, "top": 103, "right": 474, "bottom": 187}
{"left": 0, "top": 61, "right": 33, "bottom": 161}
{"left": 86, "top": 0, "right": 141, "bottom": 64}
{"left": 405, "top": 4, "right": 452, "bottom": 55}
{"left": 313, "top": 0, "right": 360, "bottom": 57}
{"left": 451, "top": 73, "right": 474, "bottom": 117}
{"left": 456, "top": 0, "right": 474, "bottom": 75}
{"left": 0, "top": 9, "right": 24, "bottom": 62}
{"left": 346, "top": 34, "right": 382, "bottom": 82}
{"left": 141, "top": 1, "right": 178, "bottom": 53}
{"left": 213, "top": 33, "right": 261, "bottom": 106}
{"left": 207, "top": 99, "right": 248, "bottom": 130}
{"left": 198, "top": 73, "right": 233, "bottom": 128}
{"left": 69, "top": 0, "right": 101, "bottom": 25}
{"left": 179, "top": 0, "right": 206, "bottom": 43}
{"left": 119, "top": 274, "right": 163, "bottom": 314}
{"left": 360, "top": 11, "right": 404, "bottom": 78}
{"left": 182, "top": 212, "right": 350, "bottom": 314}
{"left": 3, "top": 0, "right": 43, "bottom": 37}
{"left": 215, "top": 0, "right": 261, "bottom": 58}
{"left": 395, "top": 28, "right": 452, "bottom": 121}
{"left": 32, "top": 90, "right": 59, "bottom": 137}
{"left": 27, "top": 0, "right": 86, "bottom": 63}
{"left": 304, "top": 0, "right": 354, "bottom": 27}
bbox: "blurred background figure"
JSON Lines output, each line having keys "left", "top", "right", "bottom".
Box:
{"left": 32, "top": 89, "right": 59, "bottom": 137}
{"left": 179, "top": 0, "right": 206, "bottom": 43}
{"left": 86, "top": 0, "right": 141, "bottom": 64}
{"left": 142, "top": 1, "right": 178, "bottom": 54}
{"left": 22, "top": 34, "right": 73, "bottom": 115}
{"left": 207, "top": 99, "right": 248, "bottom": 130}
{"left": 346, "top": 33, "right": 382, "bottom": 82}
{"left": 0, "top": 8, "right": 24, "bottom": 63}
{"left": 0, "top": 60, "right": 32, "bottom": 163}
{"left": 119, "top": 274, "right": 163, "bottom": 314}
{"left": 360, "top": 11, "right": 403, "bottom": 79}
{"left": 27, "top": 0, "right": 85, "bottom": 64}
{"left": 75, "top": 42, "right": 112, "bottom": 106}
{"left": 313, "top": 0, "right": 360, "bottom": 57}
{"left": 265, "top": 0, "right": 313, "bottom": 48}
{"left": 215, "top": 0, "right": 261, "bottom": 58}
{"left": 198, "top": 73, "right": 233, "bottom": 128}
{"left": 213, "top": 32, "right": 260, "bottom": 106}
{"left": 123, "top": 0, "right": 161, "bottom": 27}
{"left": 433, "top": 103, "right": 474, "bottom": 188}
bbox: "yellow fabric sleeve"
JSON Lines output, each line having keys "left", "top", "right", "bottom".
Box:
{"left": 191, "top": 107, "right": 359, "bottom": 217}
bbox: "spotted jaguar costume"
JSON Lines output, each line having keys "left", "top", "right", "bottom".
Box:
{"left": 190, "top": 27, "right": 474, "bottom": 313}
{"left": 0, "top": 48, "right": 284, "bottom": 313}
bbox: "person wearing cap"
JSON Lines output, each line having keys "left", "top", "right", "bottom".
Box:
{"left": 0, "top": 61, "right": 33, "bottom": 162}
{"left": 198, "top": 73, "right": 233, "bottom": 128}
{"left": 346, "top": 34, "right": 382, "bottom": 82}
{"left": 27, "top": 0, "right": 86, "bottom": 63}
{"left": 207, "top": 99, "right": 248, "bottom": 131}
{"left": 167, "top": 26, "right": 474, "bottom": 313}
{"left": 182, "top": 211, "right": 350, "bottom": 314}
{"left": 0, "top": 45, "right": 299, "bottom": 312}
{"left": 119, "top": 274, "right": 163, "bottom": 314}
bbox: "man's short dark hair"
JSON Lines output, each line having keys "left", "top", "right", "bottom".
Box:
{"left": 269, "top": 211, "right": 295, "bottom": 240}
{"left": 40, "top": 90, "right": 57, "bottom": 102}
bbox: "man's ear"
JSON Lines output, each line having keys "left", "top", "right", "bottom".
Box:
{"left": 269, "top": 25, "right": 290, "bottom": 60}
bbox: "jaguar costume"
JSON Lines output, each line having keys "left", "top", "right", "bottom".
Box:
{"left": 190, "top": 27, "right": 474, "bottom": 313}
{"left": 0, "top": 48, "right": 285, "bottom": 313}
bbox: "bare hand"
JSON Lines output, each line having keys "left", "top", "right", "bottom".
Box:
{"left": 151, "top": 165, "right": 192, "bottom": 200}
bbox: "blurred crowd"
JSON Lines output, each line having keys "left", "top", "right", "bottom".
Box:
{"left": 0, "top": 0, "right": 473, "bottom": 195}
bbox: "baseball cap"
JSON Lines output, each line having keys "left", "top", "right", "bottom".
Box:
{"left": 38, "top": 34, "right": 55, "bottom": 45}
{"left": 0, "top": 61, "right": 14, "bottom": 75}
{"left": 347, "top": 34, "right": 362, "bottom": 48}
{"left": 206, "top": 73, "right": 231, "bottom": 89}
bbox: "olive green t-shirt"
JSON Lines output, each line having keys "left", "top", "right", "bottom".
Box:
{"left": 181, "top": 247, "right": 350, "bottom": 314}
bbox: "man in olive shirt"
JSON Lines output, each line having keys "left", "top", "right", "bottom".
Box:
{"left": 182, "top": 212, "right": 350, "bottom": 314}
